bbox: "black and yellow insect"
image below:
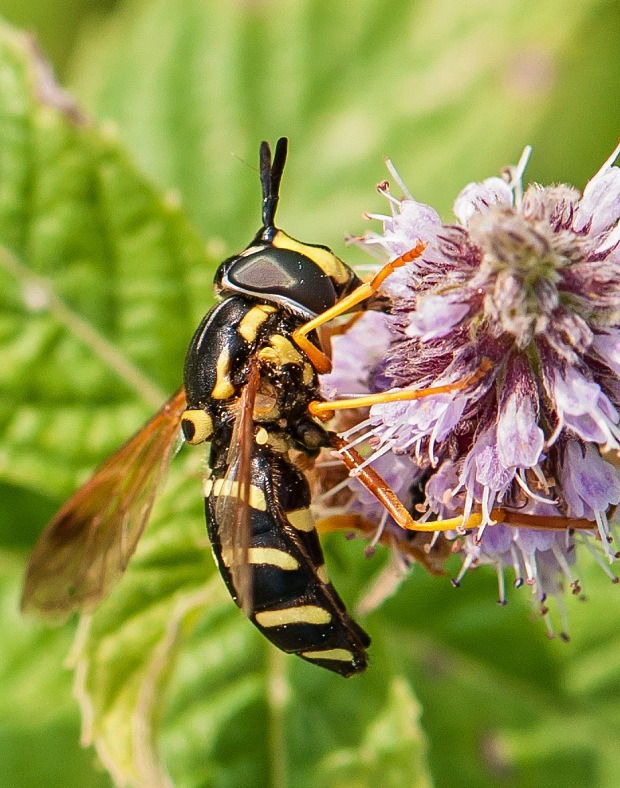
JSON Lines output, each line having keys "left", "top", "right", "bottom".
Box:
{"left": 181, "top": 139, "right": 374, "bottom": 674}
{"left": 22, "top": 138, "right": 429, "bottom": 677}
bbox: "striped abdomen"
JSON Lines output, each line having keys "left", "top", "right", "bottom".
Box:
{"left": 204, "top": 445, "right": 370, "bottom": 677}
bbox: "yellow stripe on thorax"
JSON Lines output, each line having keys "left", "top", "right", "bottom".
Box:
{"left": 258, "top": 334, "right": 303, "bottom": 366}
{"left": 211, "top": 347, "right": 235, "bottom": 399}
{"left": 272, "top": 230, "right": 351, "bottom": 285}
{"left": 255, "top": 605, "right": 331, "bottom": 628}
{"left": 238, "top": 304, "right": 277, "bottom": 343}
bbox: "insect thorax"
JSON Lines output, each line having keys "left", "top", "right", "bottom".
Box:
{"left": 183, "top": 295, "right": 327, "bottom": 457}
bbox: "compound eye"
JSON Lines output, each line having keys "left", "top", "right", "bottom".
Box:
{"left": 225, "top": 248, "right": 338, "bottom": 315}
{"left": 181, "top": 410, "right": 213, "bottom": 445}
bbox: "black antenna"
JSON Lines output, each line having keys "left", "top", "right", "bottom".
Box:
{"left": 260, "top": 137, "right": 288, "bottom": 235}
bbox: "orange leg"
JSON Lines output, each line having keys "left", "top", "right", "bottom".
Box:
{"left": 315, "top": 512, "right": 450, "bottom": 577}
{"left": 330, "top": 433, "right": 496, "bottom": 535}
{"left": 329, "top": 436, "right": 596, "bottom": 535}
{"left": 330, "top": 434, "right": 417, "bottom": 531}
{"left": 500, "top": 511, "right": 595, "bottom": 531}
{"left": 399, "top": 509, "right": 596, "bottom": 533}
{"left": 309, "top": 358, "right": 492, "bottom": 419}
{"left": 293, "top": 242, "right": 426, "bottom": 374}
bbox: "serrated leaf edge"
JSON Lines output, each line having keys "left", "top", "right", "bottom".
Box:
{"left": 71, "top": 577, "right": 223, "bottom": 787}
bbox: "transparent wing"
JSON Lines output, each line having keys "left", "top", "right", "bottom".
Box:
{"left": 215, "top": 364, "right": 259, "bottom": 616}
{"left": 22, "top": 388, "right": 187, "bottom": 618}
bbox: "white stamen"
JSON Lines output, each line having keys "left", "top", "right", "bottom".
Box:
{"left": 365, "top": 211, "right": 392, "bottom": 222}
{"left": 378, "top": 189, "right": 403, "bottom": 210}
{"left": 593, "top": 140, "right": 620, "bottom": 179}
{"left": 475, "top": 522, "right": 488, "bottom": 544}
{"left": 350, "top": 262, "right": 384, "bottom": 274}
{"left": 337, "top": 429, "right": 376, "bottom": 454}
{"left": 349, "top": 441, "right": 395, "bottom": 475}
{"left": 556, "top": 595, "right": 570, "bottom": 642}
{"left": 364, "top": 421, "right": 402, "bottom": 451}
{"left": 369, "top": 509, "right": 389, "bottom": 549}
{"left": 396, "top": 430, "right": 423, "bottom": 455}
{"left": 459, "top": 490, "right": 475, "bottom": 533}
{"left": 577, "top": 534, "right": 619, "bottom": 581}
{"left": 564, "top": 527, "right": 572, "bottom": 551}
{"left": 340, "top": 418, "right": 374, "bottom": 440}
{"left": 531, "top": 463, "right": 552, "bottom": 495}
{"left": 361, "top": 235, "right": 397, "bottom": 253}
{"left": 514, "top": 146, "right": 533, "bottom": 182}
{"left": 452, "top": 552, "right": 475, "bottom": 587}
{"left": 315, "top": 458, "right": 344, "bottom": 468}
{"left": 384, "top": 158, "right": 414, "bottom": 201}
{"left": 345, "top": 233, "right": 387, "bottom": 261}
{"left": 496, "top": 562, "right": 507, "bottom": 605}
{"left": 551, "top": 543, "right": 579, "bottom": 591}
{"left": 542, "top": 610, "right": 555, "bottom": 639}
{"left": 481, "top": 485, "right": 498, "bottom": 526}
{"left": 315, "top": 477, "right": 352, "bottom": 504}
{"left": 428, "top": 531, "right": 441, "bottom": 550}
{"left": 521, "top": 550, "right": 539, "bottom": 589}
{"left": 609, "top": 522, "right": 620, "bottom": 548}
{"left": 514, "top": 470, "right": 558, "bottom": 504}
{"left": 390, "top": 534, "right": 413, "bottom": 573}
{"left": 415, "top": 507, "right": 433, "bottom": 524}
{"left": 510, "top": 145, "right": 532, "bottom": 209}
{"left": 594, "top": 510, "right": 615, "bottom": 560}
{"left": 510, "top": 545, "right": 524, "bottom": 587}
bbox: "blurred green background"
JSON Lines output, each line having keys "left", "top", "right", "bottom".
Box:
{"left": 0, "top": 1, "right": 619, "bottom": 786}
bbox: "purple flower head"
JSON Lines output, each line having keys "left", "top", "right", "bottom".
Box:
{"left": 326, "top": 144, "right": 620, "bottom": 634}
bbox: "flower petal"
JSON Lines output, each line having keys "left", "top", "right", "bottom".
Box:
{"left": 404, "top": 294, "right": 470, "bottom": 341}
{"left": 575, "top": 166, "right": 620, "bottom": 237}
{"left": 454, "top": 177, "right": 513, "bottom": 225}
{"left": 561, "top": 441, "right": 620, "bottom": 517}
{"left": 497, "top": 390, "right": 544, "bottom": 468}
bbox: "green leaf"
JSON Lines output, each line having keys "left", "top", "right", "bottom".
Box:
{"left": 0, "top": 0, "right": 115, "bottom": 77}
{"left": 0, "top": 551, "right": 76, "bottom": 725}
{"left": 0, "top": 20, "right": 214, "bottom": 500}
{"left": 0, "top": 17, "right": 213, "bottom": 786}
{"left": 317, "top": 676, "right": 431, "bottom": 788}
{"left": 0, "top": 551, "right": 112, "bottom": 788}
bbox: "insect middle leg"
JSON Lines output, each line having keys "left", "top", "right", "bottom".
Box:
{"left": 308, "top": 362, "right": 491, "bottom": 419}
{"left": 318, "top": 366, "right": 593, "bottom": 535}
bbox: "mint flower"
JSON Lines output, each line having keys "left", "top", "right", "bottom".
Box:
{"left": 331, "top": 144, "right": 620, "bottom": 633}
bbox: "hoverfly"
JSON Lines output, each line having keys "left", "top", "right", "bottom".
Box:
{"left": 23, "top": 138, "right": 455, "bottom": 677}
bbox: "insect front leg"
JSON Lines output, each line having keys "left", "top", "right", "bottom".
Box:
{"left": 292, "top": 242, "right": 426, "bottom": 374}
